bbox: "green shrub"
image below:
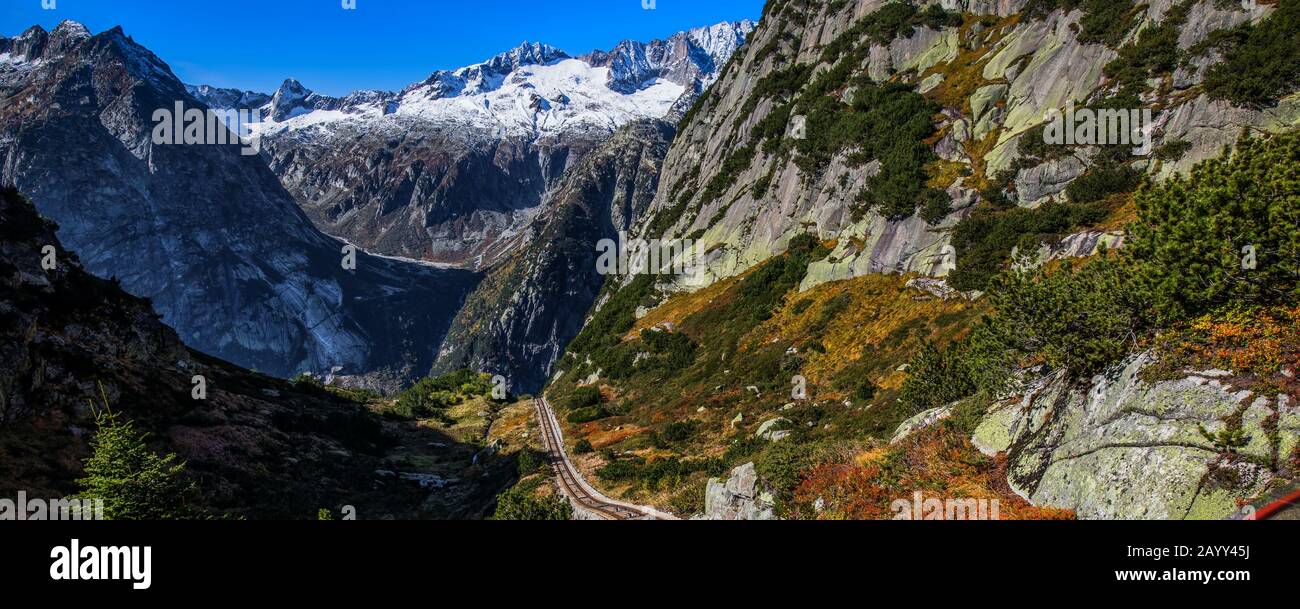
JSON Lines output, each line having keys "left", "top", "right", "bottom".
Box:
{"left": 737, "top": 63, "right": 815, "bottom": 121}
{"left": 1127, "top": 131, "right": 1300, "bottom": 323}
{"left": 562, "top": 386, "right": 602, "bottom": 411}
{"left": 634, "top": 329, "right": 698, "bottom": 375}
{"left": 1154, "top": 139, "right": 1192, "bottom": 162}
{"left": 595, "top": 456, "right": 708, "bottom": 490}
{"left": 1022, "top": 0, "right": 1143, "bottom": 47}
{"left": 565, "top": 274, "right": 654, "bottom": 360}
{"left": 794, "top": 81, "right": 947, "bottom": 221}
{"left": 809, "top": 292, "right": 852, "bottom": 333}
{"left": 908, "top": 131, "right": 1300, "bottom": 410}
{"left": 491, "top": 480, "right": 572, "bottom": 521}
{"left": 1200, "top": 0, "right": 1300, "bottom": 108}
{"left": 742, "top": 19, "right": 952, "bottom": 223}
{"left": 573, "top": 439, "right": 594, "bottom": 455}
{"left": 897, "top": 323, "right": 1013, "bottom": 414}
{"left": 517, "top": 449, "right": 547, "bottom": 477}
{"left": 701, "top": 145, "right": 758, "bottom": 204}
{"left": 755, "top": 441, "right": 813, "bottom": 506}
{"left": 1065, "top": 160, "right": 1142, "bottom": 204}
{"left": 991, "top": 254, "right": 1146, "bottom": 376}
{"left": 390, "top": 369, "right": 494, "bottom": 420}
{"left": 1075, "top": 0, "right": 1142, "bottom": 47}
{"left": 852, "top": 377, "right": 878, "bottom": 402}
{"left": 566, "top": 406, "right": 611, "bottom": 424}
{"left": 661, "top": 421, "right": 698, "bottom": 443}
{"left": 1102, "top": 0, "right": 1191, "bottom": 94}
{"left": 820, "top": 2, "right": 961, "bottom": 63}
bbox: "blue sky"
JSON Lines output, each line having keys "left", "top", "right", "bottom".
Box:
{"left": 3, "top": 0, "right": 764, "bottom": 95}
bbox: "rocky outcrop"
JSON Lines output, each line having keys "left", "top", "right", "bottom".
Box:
{"left": 972, "top": 354, "right": 1293, "bottom": 519}
{"left": 755, "top": 417, "right": 792, "bottom": 442}
{"left": 905, "top": 276, "right": 967, "bottom": 300}
{"left": 185, "top": 84, "right": 271, "bottom": 111}
{"left": 1011, "top": 229, "right": 1125, "bottom": 270}
{"left": 695, "top": 462, "right": 777, "bottom": 520}
{"left": 1013, "top": 152, "right": 1091, "bottom": 204}
{"left": 891, "top": 405, "right": 954, "bottom": 443}
{"left": 552, "top": 0, "right": 1300, "bottom": 523}
{"left": 586, "top": 21, "right": 756, "bottom": 98}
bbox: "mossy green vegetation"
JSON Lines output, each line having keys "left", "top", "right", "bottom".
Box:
{"left": 382, "top": 369, "right": 498, "bottom": 422}
{"left": 490, "top": 478, "right": 573, "bottom": 520}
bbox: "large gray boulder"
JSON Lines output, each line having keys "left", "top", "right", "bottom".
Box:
{"left": 695, "top": 463, "right": 776, "bottom": 520}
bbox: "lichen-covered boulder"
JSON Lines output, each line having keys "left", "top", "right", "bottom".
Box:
{"left": 695, "top": 462, "right": 776, "bottom": 520}
{"left": 974, "top": 354, "right": 1290, "bottom": 519}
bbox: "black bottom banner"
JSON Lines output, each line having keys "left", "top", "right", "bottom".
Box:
{"left": 1, "top": 520, "right": 1288, "bottom": 599}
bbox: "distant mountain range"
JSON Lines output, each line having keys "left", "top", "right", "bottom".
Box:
{"left": 189, "top": 21, "right": 753, "bottom": 139}
{"left": 0, "top": 19, "right": 752, "bottom": 391}
{"left": 188, "top": 20, "right": 754, "bottom": 270}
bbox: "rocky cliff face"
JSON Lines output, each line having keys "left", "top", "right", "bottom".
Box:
{"left": 185, "top": 83, "right": 271, "bottom": 111}
{"left": 630, "top": 0, "right": 1298, "bottom": 298}
{"left": 587, "top": 22, "right": 753, "bottom": 98}
{"left": 0, "top": 22, "right": 479, "bottom": 388}
{"left": 433, "top": 120, "right": 675, "bottom": 392}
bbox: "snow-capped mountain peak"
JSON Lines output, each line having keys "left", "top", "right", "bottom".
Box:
{"left": 192, "top": 21, "right": 752, "bottom": 140}
{"left": 687, "top": 19, "right": 756, "bottom": 66}
{"left": 50, "top": 19, "right": 92, "bottom": 48}
{"left": 269, "top": 77, "right": 315, "bottom": 120}
{"left": 475, "top": 41, "right": 569, "bottom": 78}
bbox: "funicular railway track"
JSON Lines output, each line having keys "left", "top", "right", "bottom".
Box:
{"left": 533, "top": 398, "right": 676, "bottom": 520}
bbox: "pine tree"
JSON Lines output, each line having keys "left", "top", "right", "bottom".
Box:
{"left": 76, "top": 406, "right": 197, "bottom": 520}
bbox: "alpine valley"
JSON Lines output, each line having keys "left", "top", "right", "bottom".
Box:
{"left": 1, "top": 0, "right": 1297, "bottom": 521}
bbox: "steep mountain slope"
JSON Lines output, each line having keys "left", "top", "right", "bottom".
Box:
{"left": 0, "top": 22, "right": 478, "bottom": 388}
{"left": 433, "top": 119, "right": 676, "bottom": 392}
{"left": 201, "top": 22, "right": 754, "bottom": 270}
{"left": 635, "top": 0, "right": 1297, "bottom": 294}
{"left": 0, "top": 187, "right": 515, "bottom": 519}
{"left": 545, "top": 0, "right": 1300, "bottom": 519}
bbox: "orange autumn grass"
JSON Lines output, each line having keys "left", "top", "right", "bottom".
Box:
{"left": 793, "top": 423, "right": 1075, "bottom": 520}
